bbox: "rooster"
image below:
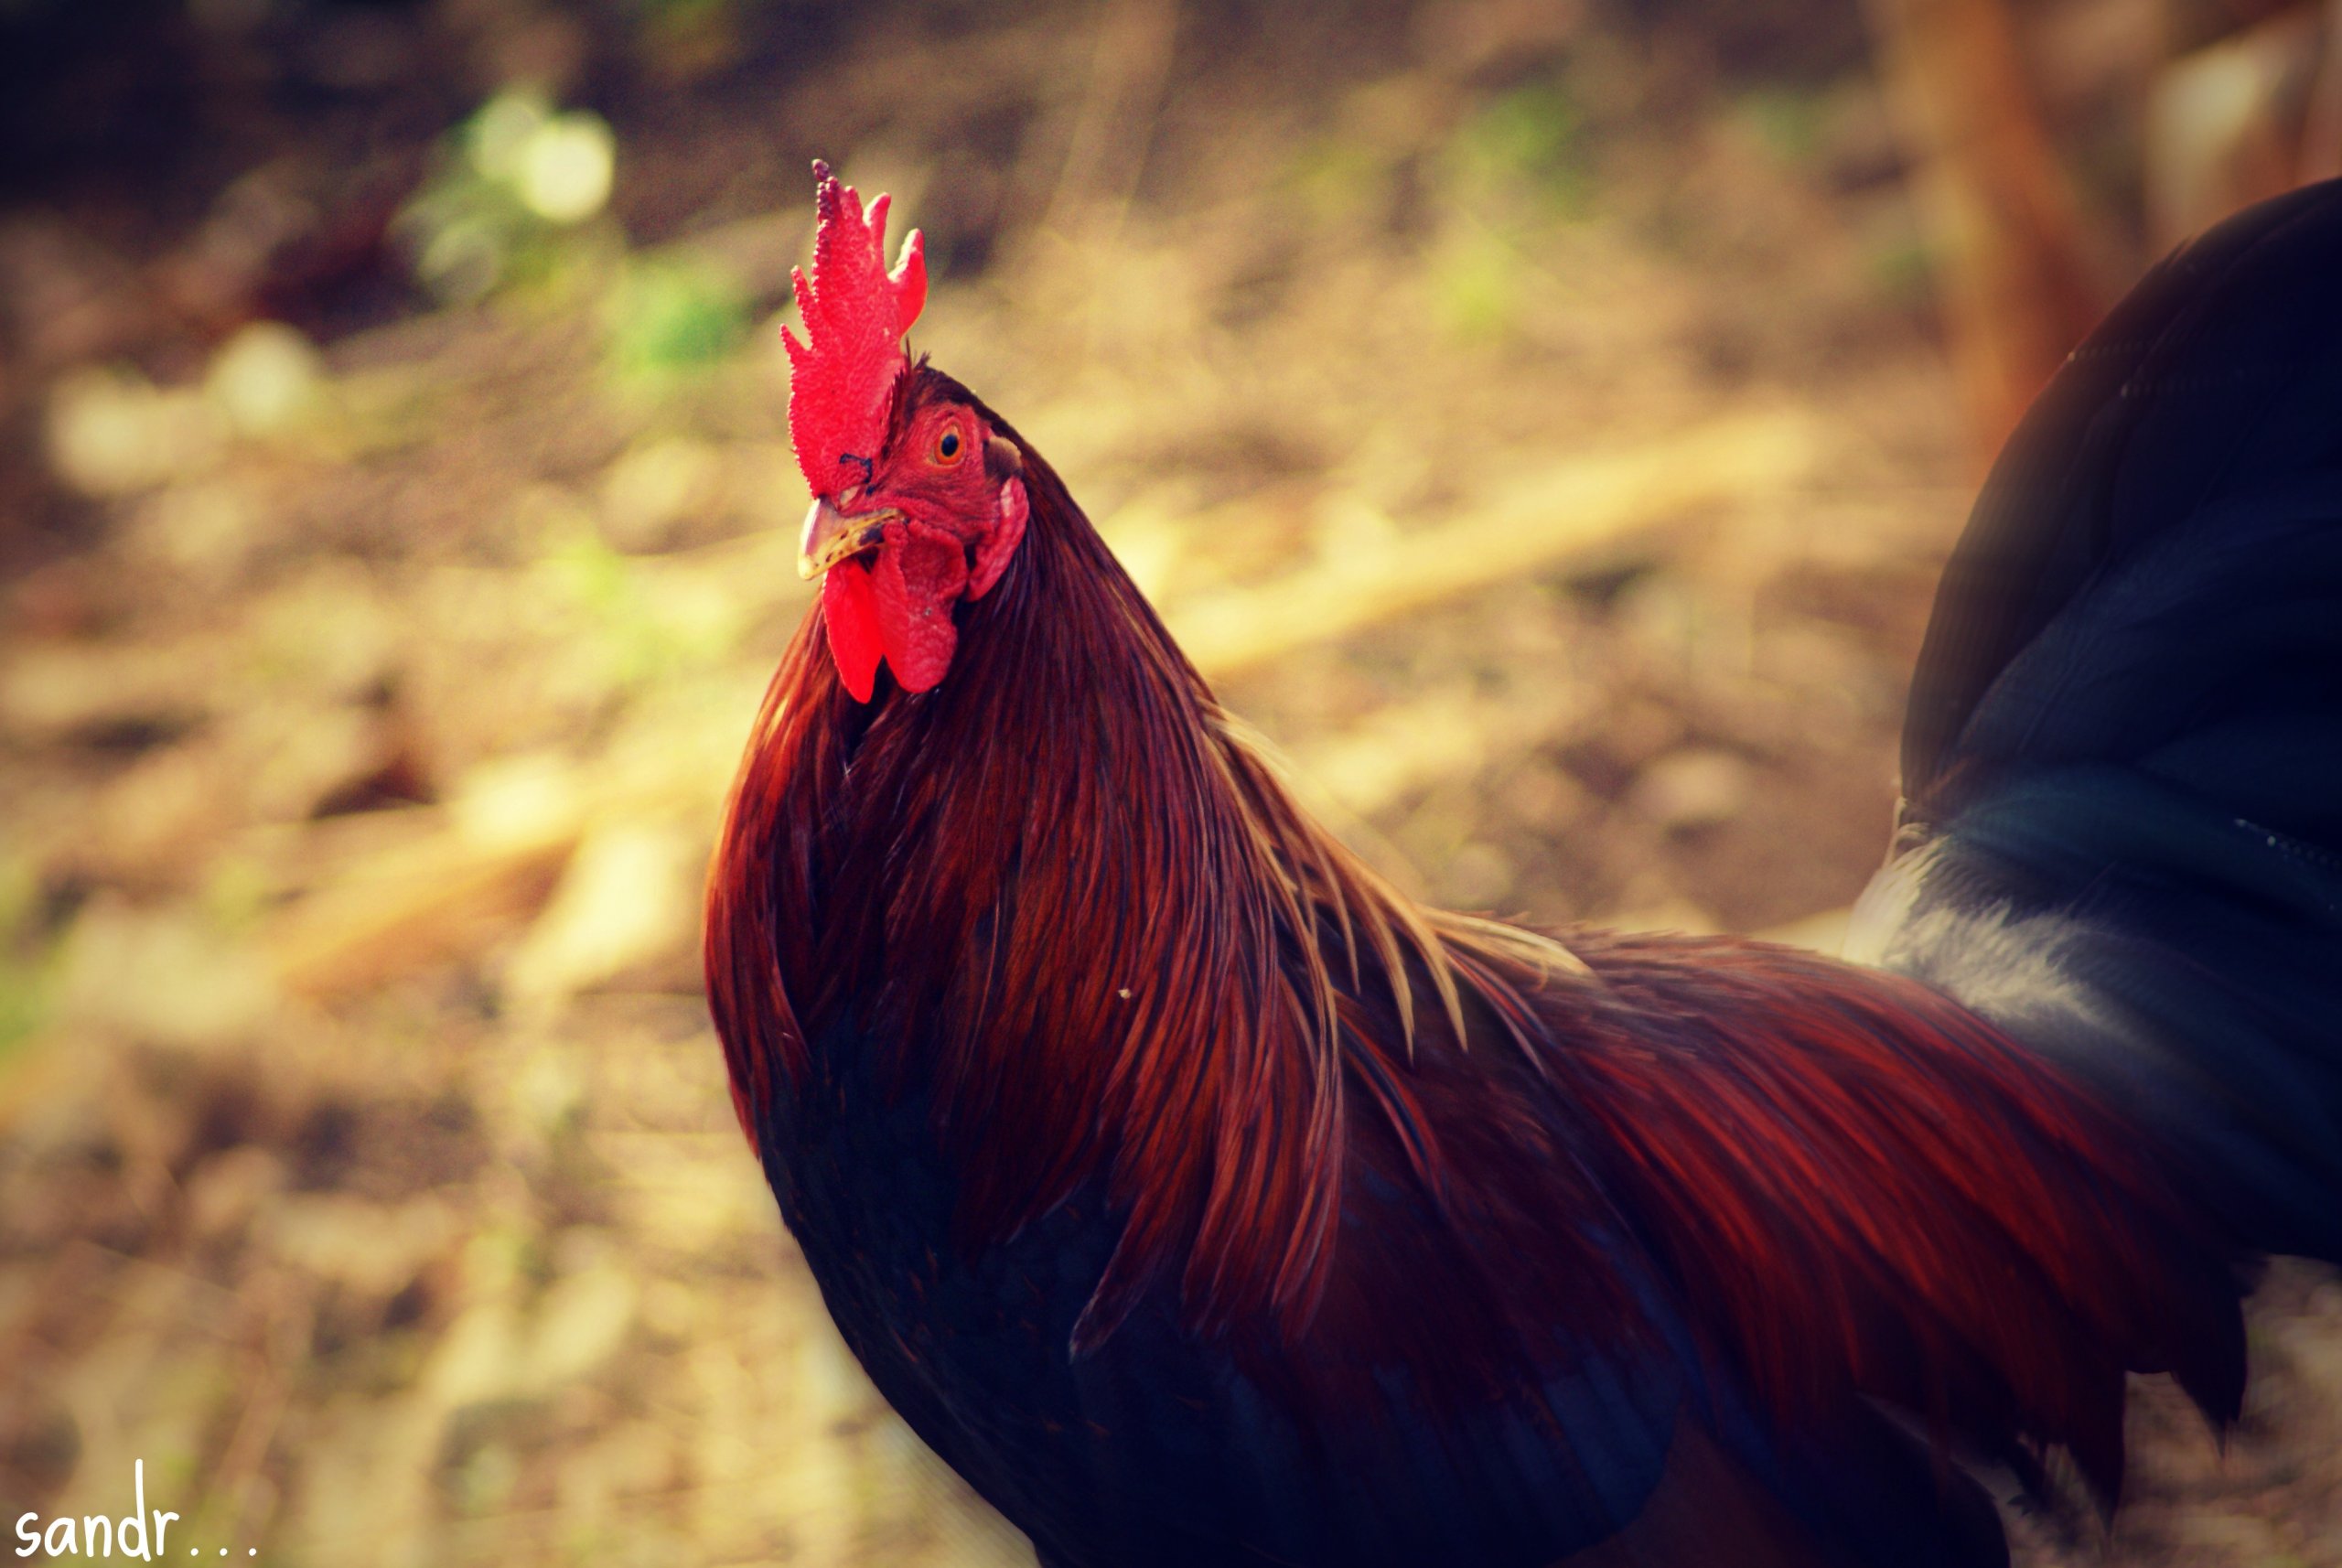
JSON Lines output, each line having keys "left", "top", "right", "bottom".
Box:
{"left": 704, "top": 163, "right": 2342, "bottom": 1567}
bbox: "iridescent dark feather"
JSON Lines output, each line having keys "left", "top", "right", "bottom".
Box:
{"left": 1868, "top": 179, "right": 2342, "bottom": 1279}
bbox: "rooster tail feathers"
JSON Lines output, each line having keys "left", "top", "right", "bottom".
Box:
{"left": 1859, "top": 177, "right": 2342, "bottom": 1267}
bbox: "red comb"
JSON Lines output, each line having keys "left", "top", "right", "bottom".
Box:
{"left": 783, "top": 161, "right": 928, "bottom": 499}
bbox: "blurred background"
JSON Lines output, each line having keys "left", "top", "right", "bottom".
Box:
{"left": 2, "top": 0, "right": 2339, "bottom": 1563}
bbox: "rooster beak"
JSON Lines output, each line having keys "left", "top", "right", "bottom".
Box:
{"left": 798, "top": 499, "right": 901, "bottom": 580}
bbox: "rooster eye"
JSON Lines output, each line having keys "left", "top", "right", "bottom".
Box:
{"left": 935, "top": 427, "right": 963, "bottom": 465}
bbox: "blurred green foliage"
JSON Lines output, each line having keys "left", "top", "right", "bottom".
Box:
{"left": 202, "top": 853, "right": 274, "bottom": 936}
{"left": 540, "top": 532, "right": 747, "bottom": 689}
{"left": 402, "top": 91, "right": 618, "bottom": 306}
{"left": 1427, "top": 226, "right": 1522, "bottom": 343}
{"left": 1739, "top": 84, "right": 1829, "bottom": 166}
{"left": 1288, "top": 134, "right": 1388, "bottom": 229}
{"left": 603, "top": 256, "right": 751, "bottom": 383}
{"left": 1428, "top": 77, "right": 1595, "bottom": 342}
{"left": 1866, "top": 227, "right": 1937, "bottom": 309}
{"left": 403, "top": 85, "right": 750, "bottom": 402}
{"left": 629, "top": 0, "right": 756, "bottom": 78}
{"left": 0, "top": 850, "right": 51, "bottom": 1058}
{"left": 1452, "top": 81, "right": 1591, "bottom": 217}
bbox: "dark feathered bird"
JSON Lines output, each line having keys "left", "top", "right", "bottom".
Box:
{"left": 704, "top": 164, "right": 2342, "bottom": 1567}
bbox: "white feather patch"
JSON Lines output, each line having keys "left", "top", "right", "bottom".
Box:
{"left": 1846, "top": 846, "right": 2122, "bottom": 1047}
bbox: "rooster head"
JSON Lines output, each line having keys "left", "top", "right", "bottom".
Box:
{"left": 783, "top": 160, "right": 1029, "bottom": 702}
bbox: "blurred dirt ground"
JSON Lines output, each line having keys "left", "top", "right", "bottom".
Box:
{"left": 3, "top": 1, "right": 2339, "bottom": 1564}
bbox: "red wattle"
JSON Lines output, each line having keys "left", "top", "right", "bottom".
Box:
{"left": 870, "top": 532, "right": 970, "bottom": 693}
{"left": 822, "top": 563, "right": 885, "bottom": 703}
{"left": 822, "top": 532, "right": 973, "bottom": 700}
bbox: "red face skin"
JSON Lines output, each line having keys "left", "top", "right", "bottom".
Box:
{"left": 814, "top": 381, "right": 1029, "bottom": 702}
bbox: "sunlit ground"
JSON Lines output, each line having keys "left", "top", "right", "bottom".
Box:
{"left": 3, "top": 2, "right": 2339, "bottom": 1564}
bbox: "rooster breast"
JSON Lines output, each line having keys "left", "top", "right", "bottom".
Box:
{"left": 771, "top": 1009, "right": 1723, "bottom": 1568}
{"left": 763, "top": 981, "right": 2026, "bottom": 1568}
